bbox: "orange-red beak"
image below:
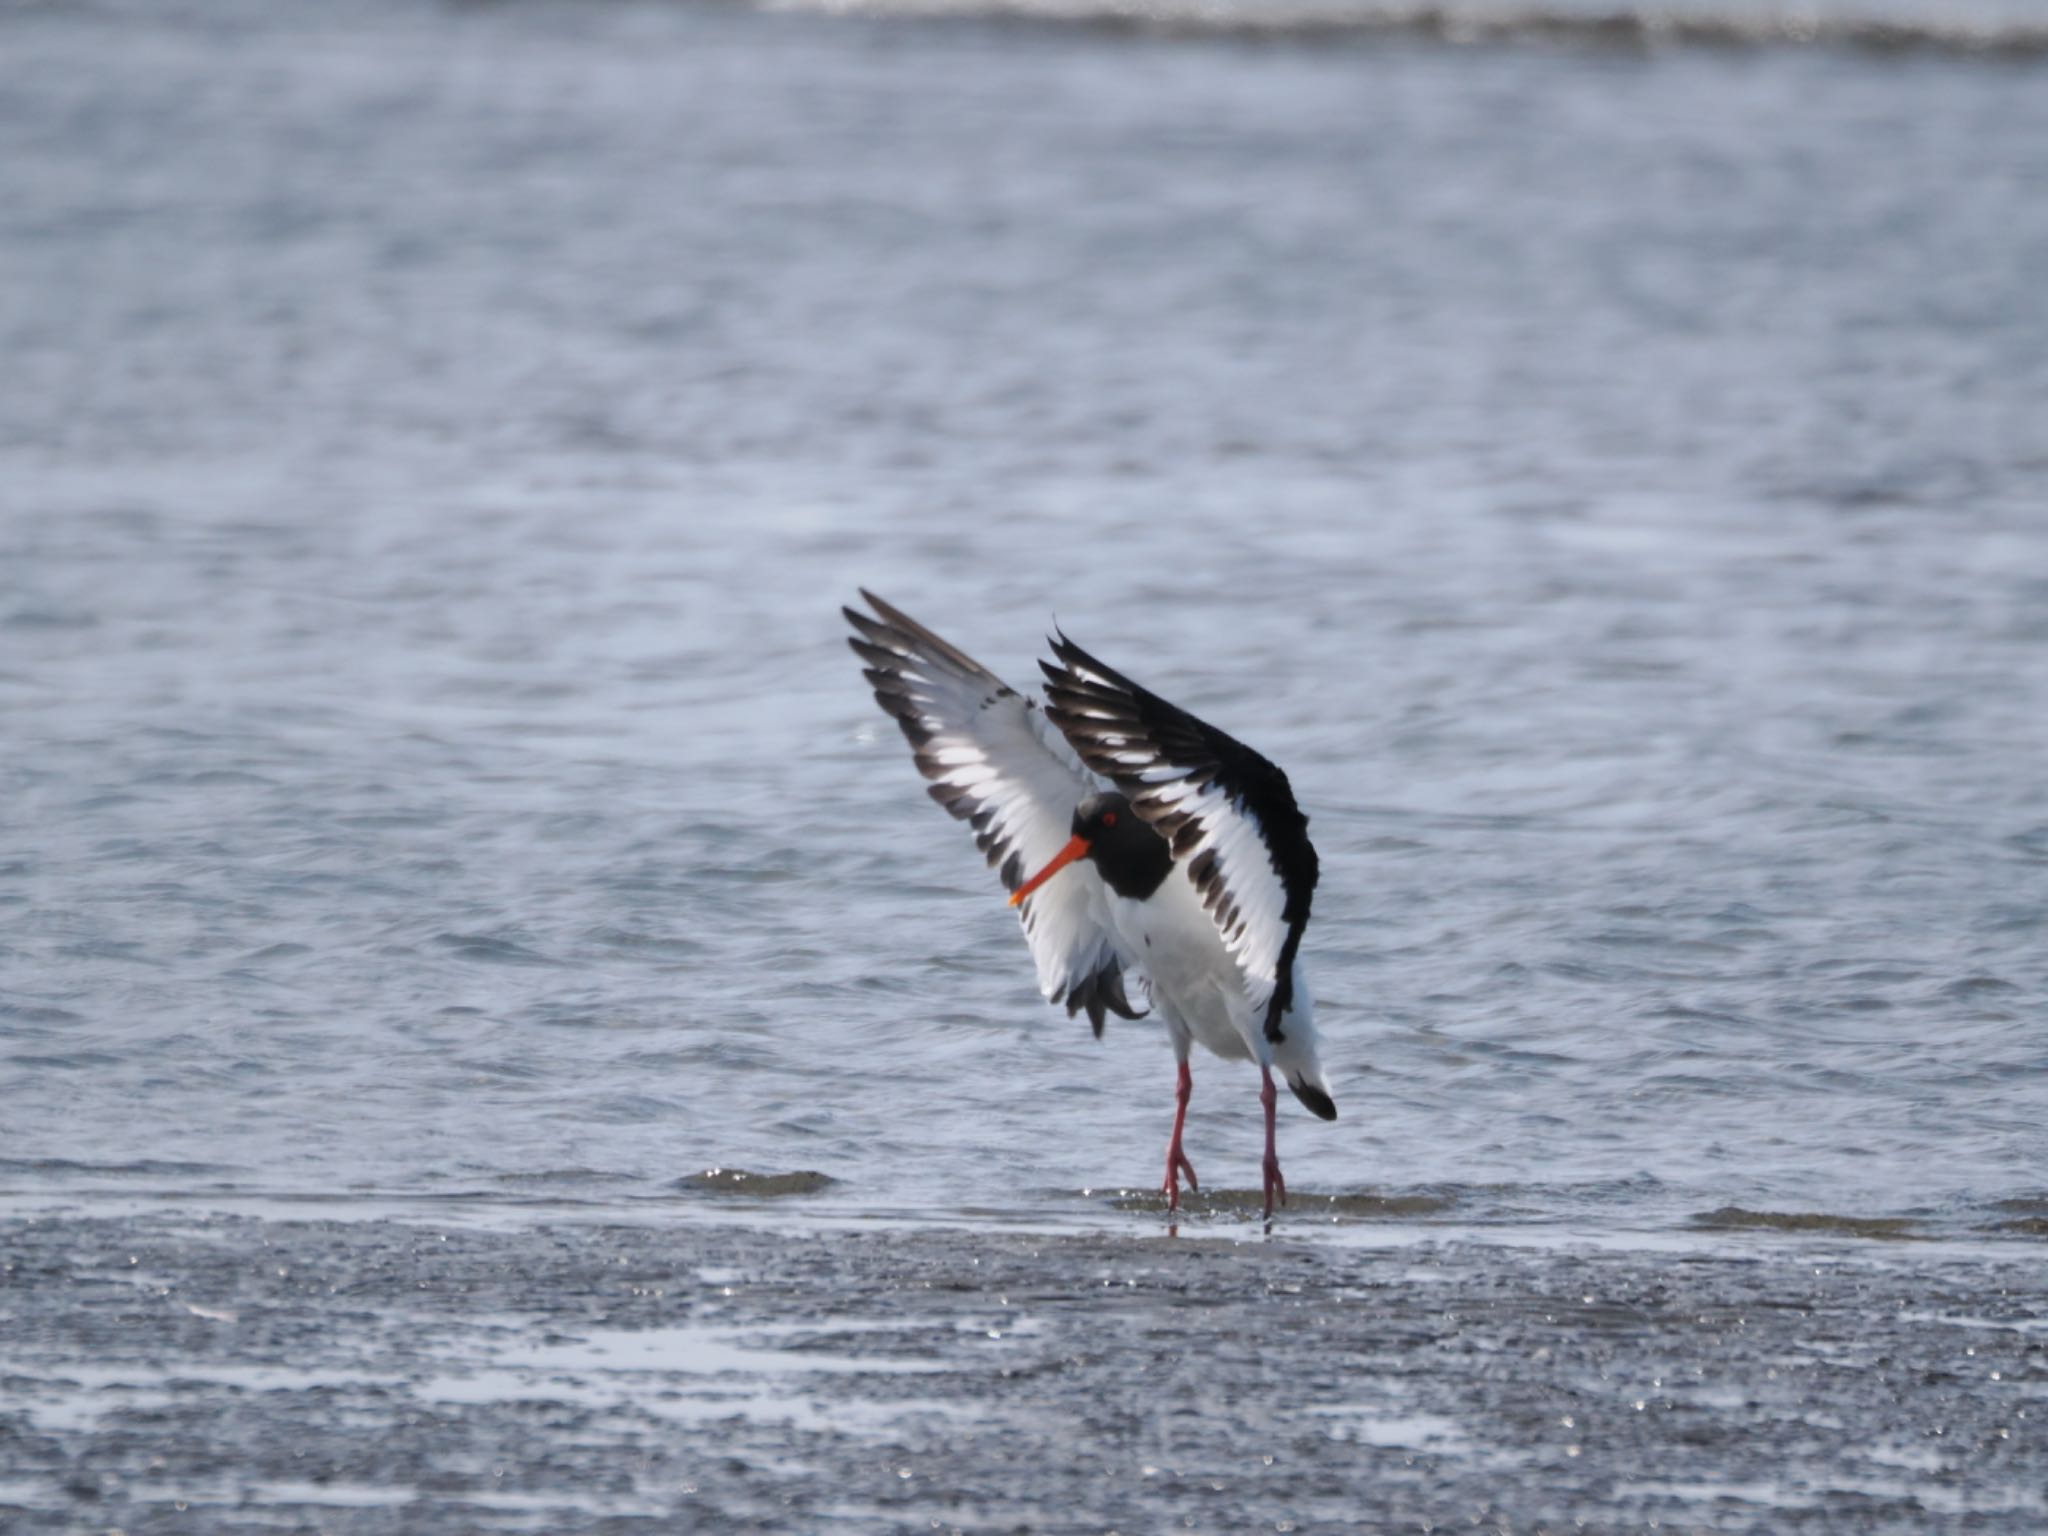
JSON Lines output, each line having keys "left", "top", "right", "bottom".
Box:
{"left": 1007, "top": 834, "right": 1091, "bottom": 907}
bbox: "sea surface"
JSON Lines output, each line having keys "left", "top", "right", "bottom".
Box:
{"left": 3, "top": 0, "right": 2046, "bottom": 1248}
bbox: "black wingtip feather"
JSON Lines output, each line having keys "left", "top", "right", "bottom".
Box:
{"left": 1064, "top": 961, "right": 1145, "bottom": 1038}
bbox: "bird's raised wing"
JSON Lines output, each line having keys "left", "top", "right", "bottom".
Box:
{"left": 1039, "top": 634, "right": 1317, "bottom": 1042}
{"left": 845, "top": 591, "right": 1145, "bottom": 1035}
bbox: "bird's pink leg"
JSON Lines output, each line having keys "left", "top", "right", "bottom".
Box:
{"left": 1260, "top": 1065, "right": 1287, "bottom": 1221}
{"left": 1163, "top": 1059, "right": 1198, "bottom": 1210}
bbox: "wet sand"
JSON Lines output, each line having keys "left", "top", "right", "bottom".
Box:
{"left": 1, "top": 1212, "right": 2041, "bottom": 1532}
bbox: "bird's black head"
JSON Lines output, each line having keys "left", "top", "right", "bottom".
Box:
{"left": 1073, "top": 792, "right": 1174, "bottom": 900}
{"left": 1080, "top": 793, "right": 1174, "bottom": 899}
{"left": 1008, "top": 791, "right": 1174, "bottom": 909}
{"left": 1070, "top": 791, "right": 1132, "bottom": 840}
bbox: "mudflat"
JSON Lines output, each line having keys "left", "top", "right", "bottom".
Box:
{"left": 1, "top": 1213, "right": 2038, "bottom": 1532}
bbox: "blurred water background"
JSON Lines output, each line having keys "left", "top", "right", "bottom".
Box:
{"left": 2, "top": 0, "right": 2045, "bottom": 1243}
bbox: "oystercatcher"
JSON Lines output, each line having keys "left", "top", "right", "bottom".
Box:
{"left": 845, "top": 591, "right": 1333, "bottom": 1221}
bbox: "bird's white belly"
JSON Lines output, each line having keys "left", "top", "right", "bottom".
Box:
{"left": 1106, "top": 870, "right": 1258, "bottom": 1063}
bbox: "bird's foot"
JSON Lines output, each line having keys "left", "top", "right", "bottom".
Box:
{"left": 1261, "top": 1153, "right": 1287, "bottom": 1222}
{"left": 1162, "top": 1145, "right": 1199, "bottom": 1211}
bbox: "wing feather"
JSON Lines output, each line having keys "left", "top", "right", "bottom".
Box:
{"left": 845, "top": 592, "right": 1145, "bottom": 1035}
{"left": 1039, "top": 633, "right": 1317, "bottom": 1042}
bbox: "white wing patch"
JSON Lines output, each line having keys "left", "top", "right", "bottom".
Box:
{"left": 847, "top": 595, "right": 1146, "bottom": 1033}
{"left": 1173, "top": 791, "right": 1293, "bottom": 1027}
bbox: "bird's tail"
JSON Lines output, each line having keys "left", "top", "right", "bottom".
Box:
{"left": 1271, "top": 964, "right": 1336, "bottom": 1121}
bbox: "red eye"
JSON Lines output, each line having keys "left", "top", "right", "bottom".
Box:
{"left": 1102, "top": 811, "right": 1118, "bottom": 827}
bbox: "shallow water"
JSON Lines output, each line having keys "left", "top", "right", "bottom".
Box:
{"left": 2, "top": 0, "right": 2046, "bottom": 1245}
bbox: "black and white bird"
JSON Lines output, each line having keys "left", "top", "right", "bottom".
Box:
{"left": 844, "top": 590, "right": 1333, "bottom": 1221}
